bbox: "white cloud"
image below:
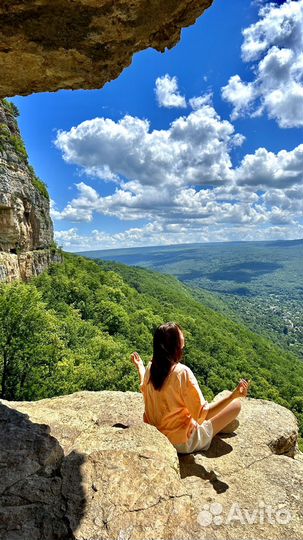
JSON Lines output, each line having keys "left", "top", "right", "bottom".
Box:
{"left": 54, "top": 100, "right": 243, "bottom": 189}
{"left": 54, "top": 228, "right": 81, "bottom": 245}
{"left": 189, "top": 92, "right": 213, "bottom": 110}
{"left": 50, "top": 199, "right": 62, "bottom": 220}
{"left": 222, "top": 0, "right": 303, "bottom": 127}
{"left": 52, "top": 164, "right": 303, "bottom": 246}
{"left": 52, "top": 83, "right": 303, "bottom": 250}
{"left": 55, "top": 220, "right": 303, "bottom": 252}
{"left": 155, "top": 74, "right": 187, "bottom": 108}
{"left": 51, "top": 183, "right": 99, "bottom": 222}
{"left": 235, "top": 144, "right": 303, "bottom": 188}
{"left": 221, "top": 75, "right": 255, "bottom": 120}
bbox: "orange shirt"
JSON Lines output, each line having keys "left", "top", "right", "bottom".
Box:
{"left": 140, "top": 361, "right": 209, "bottom": 445}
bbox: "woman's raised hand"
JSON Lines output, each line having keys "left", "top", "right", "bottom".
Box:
{"left": 232, "top": 378, "right": 250, "bottom": 398}
{"left": 130, "top": 351, "right": 143, "bottom": 368}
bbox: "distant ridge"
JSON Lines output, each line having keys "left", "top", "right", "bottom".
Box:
{"left": 265, "top": 238, "right": 303, "bottom": 247}
{"left": 74, "top": 238, "right": 303, "bottom": 257}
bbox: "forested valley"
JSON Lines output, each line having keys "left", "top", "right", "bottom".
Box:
{"left": 1, "top": 251, "right": 302, "bottom": 448}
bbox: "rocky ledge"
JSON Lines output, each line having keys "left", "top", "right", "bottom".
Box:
{"left": 0, "top": 0, "right": 213, "bottom": 98}
{"left": 0, "top": 390, "right": 302, "bottom": 540}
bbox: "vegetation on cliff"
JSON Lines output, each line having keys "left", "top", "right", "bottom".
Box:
{"left": 0, "top": 252, "right": 302, "bottom": 448}
{"left": 28, "top": 165, "right": 50, "bottom": 200}
{"left": 0, "top": 99, "right": 49, "bottom": 200}
{"left": 1, "top": 98, "right": 20, "bottom": 118}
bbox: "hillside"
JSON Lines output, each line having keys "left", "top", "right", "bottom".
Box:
{"left": 1, "top": 251, "right": 302, "bottom": 447}
{"left": 77, "top": 240, "right": 303, "bottom": 359}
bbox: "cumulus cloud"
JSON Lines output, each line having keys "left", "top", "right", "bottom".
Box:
{"left": 235, "top": 144, "right": 303, "bottom": 188}
{"left": 53, "top": 181, "right": 263, "bottom": 225}
{"left": 155, "top": 74, "right": 187, "bottom": 108}
{"left": 222, "top": 0, "right": 303, "bottom": 127}
{"left": 54, "top": 100, "right": 243, "bottom": 189}
{"left": 50, "top": 183, "right": 99, "bottom": 222}
{"left": 189, "top": 92, "right": 213, "bottom": 110}
{"left": 55, "top": 220, "right": 303, "bottom": 251}
{"left": 221, "top": 75, "right": 255, "bottom": 119}
{"left": 51, "top": 144, "right": 303, "bottom": 244}
{"left": 53, "top": 83, "right": 303, "bottom": 250}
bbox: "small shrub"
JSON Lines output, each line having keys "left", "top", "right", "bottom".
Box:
{"left": 1, "top": 98, "right": 20, "bottom": 117}
{"left": 28, "top": 164, "right": 50, "bottom": 199}
{"left": 32, "top": 176, "right": 50, "bottom": 200}
{"left": 10, "top": 134, "right": 28, "bottom": 161}
{"left": 50, "top": 240, "right": 59, "bottom": 254}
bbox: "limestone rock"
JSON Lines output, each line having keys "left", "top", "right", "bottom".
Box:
{"left": 0, "top": 100, "right": 60, "bottom": 281}
{"left": 0, "top": 399, "right": 70, "bottom": 539}
{"left": 0, "top": 249, "right": 62, "bottom": 282}
{"left": 1, "top": 389, "right": 302, "bottom": 540}
{"left": 0, "top": 102, "right": 53, "bottom": 251}
{"left": 0, "top": 0, "right": 214, "bottom": 98}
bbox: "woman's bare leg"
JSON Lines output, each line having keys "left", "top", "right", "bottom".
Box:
{"left": 209, "top": 399, "right": 241, "bottom": 437}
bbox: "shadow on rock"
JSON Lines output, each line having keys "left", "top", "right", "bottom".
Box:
{"left": 178, "top": 453, "right": 229, "bottom": 494}
{"left": 202, "top": 434, "right": 235, "bottom": 458}
{"left": 178, "top": 435, "right": 234, "bottom": 494}
{"left": 0, "top": 402, "right": 86, "bottom": 540}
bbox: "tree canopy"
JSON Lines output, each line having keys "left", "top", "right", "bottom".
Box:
{"left": 0, "top": 252, "right": 302, "bottom": 448}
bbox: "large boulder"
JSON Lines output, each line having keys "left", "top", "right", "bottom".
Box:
{"left": 0, "top": 389, "right": 302, "bottom": 539}
{"left": 0, "top": 0, "right": 214, "bottom": 99}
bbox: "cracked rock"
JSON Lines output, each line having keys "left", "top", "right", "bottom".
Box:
{"left": 1, "top": 389, "right": 302, "bottom": 539}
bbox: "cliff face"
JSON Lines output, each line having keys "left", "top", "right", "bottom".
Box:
{"left": 0, "top": 0, "right": 213, "bottom": 98}
{"left": 1, "top": 389, "right": 302, "bottom": 540}
{"left": 0, "top": 100, "right": 59, "bottom": 282}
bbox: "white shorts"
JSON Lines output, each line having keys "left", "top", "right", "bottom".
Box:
{"left": 173, "top": 419, "right": 214, "bottom": 454}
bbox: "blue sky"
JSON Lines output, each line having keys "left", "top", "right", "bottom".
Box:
{"left": 9, "top": 0, "right": 303, "bottom": 250}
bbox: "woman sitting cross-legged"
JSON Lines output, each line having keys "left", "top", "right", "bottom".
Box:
{"left": 131, "top": 321, "right": 250, "bottom": 454}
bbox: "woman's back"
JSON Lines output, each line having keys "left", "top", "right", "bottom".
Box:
{"left": 140, "top": 361, "right": 209, "bottom": 445}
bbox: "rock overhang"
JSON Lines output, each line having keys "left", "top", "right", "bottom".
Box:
{"left": 0, "top": 0, "right": 214, "bottom": 98}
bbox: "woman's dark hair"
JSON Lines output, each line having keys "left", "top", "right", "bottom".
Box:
{"left": 149, "top": 321, "right": 184, "bottom": 391}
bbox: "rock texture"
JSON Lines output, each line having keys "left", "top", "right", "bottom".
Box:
{"left": 1, "top": 390, "right": 302, "bottom": 540}
{"left": 0, "top": 0, "right": 213, "bottom": 98}
{"left": 0, "top": 100, "right": 60, "bottom": 281}
{"left": 0, "top": 249, "right": 61, "bottom": 282}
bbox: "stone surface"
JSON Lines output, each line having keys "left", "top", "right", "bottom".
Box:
{"left": 0, "top": 249, "right": 62, "bottom": 282}
{"left": 0, "top": 102, "right": 53, "bottom": 252}
{"left": 0, "top": 101, "right": 60, "bottom": 281}
{"left": 0, "top": 0, "right": 213, "bottom": 98}
{"left": 1, "top": 389, "right": 302, "bottom": 540}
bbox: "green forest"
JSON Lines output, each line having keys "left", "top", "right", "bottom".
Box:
{"left": 80, "top": 240, "right": 303, "bottom": 359}
{"left": 1, "top": 252, "right": 303, "bottom": 449}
